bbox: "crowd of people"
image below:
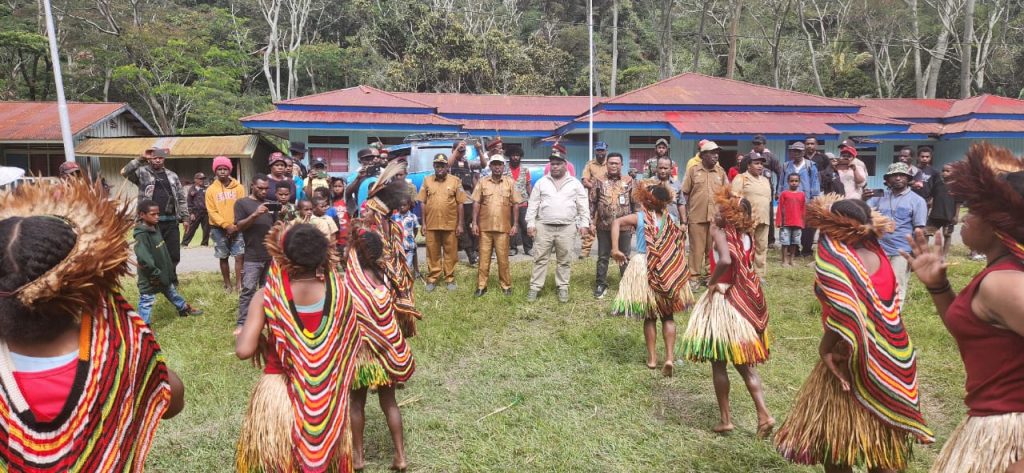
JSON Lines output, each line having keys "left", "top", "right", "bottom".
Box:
{"left": 0, "top": 134, "right": 1020, "bottom": 473}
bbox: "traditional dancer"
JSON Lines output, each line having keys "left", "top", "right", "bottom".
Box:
{"left": 0, "top": 179, "right": 184, "bottom": 471}
{"left": 680, "top": 188, "right": 773, "bottom": 436}
{"left": 774, "top": 196, "right": 933, "bottom": 472}
{"left": 349, "top": 160, "right": 420, "bottom": 472}
{"left": 904, "top": 143, "right": 1024, "bottom": 473}
{"left": 235, "top": 223, "right": 362, "bottom": 472}
{"left": 610, "top": 184, "right": 694, "bottom": 376}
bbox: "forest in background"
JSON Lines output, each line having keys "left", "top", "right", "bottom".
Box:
{"left": 3, "top": 0, "right": 1024, "bottom": 135}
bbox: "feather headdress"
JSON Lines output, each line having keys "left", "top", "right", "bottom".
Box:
{"left": 948, "top": 142, "right": 1024, "bottom": 243}
{"left": 807, "top": 193, "right": 894, "bottom": 245}
{"left": 0, "top": 178, "right": 134, "bottom": 316}
{"left": 714, "top": 187, "right": 755, "bottom": 234}
{"left": 368, "top": 159, "right": 408, "bottom": 199}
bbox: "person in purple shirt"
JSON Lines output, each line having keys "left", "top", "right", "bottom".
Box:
{"left": 866, "top": 162, "right": 928, "bottom": 306}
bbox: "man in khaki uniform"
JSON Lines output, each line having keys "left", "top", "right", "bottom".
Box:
{"left": 730, "top": 153, "right": 772, "bottom": 277}
{"left": 471, "top": 155, "right": 521, "bottom": 297}
{"left": 579, "top": 141, "right": 609, "bottom": 258}
{"left": 416, "top": 153, "right": 467, "bottom": 292}
{"left": 681, "top": 140, "right": 727, "bottom": 285}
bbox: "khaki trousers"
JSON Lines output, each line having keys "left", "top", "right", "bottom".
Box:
{"left": 530, "top": 223, "right": 576, "bottom": 291}
{"left": 688, "top": 222, "right": 712, "bottom": 279}
{"left": 478, "top": 231, "right": 512, "bottom": 290}
{"left": 580, "top": 224, "right": 596, "bottom": 257}
{"left": 889, "top": 254, "right": 911, "bottom": 307}
{"left": 425, "top": 229, "right": 458, "bottom": 284}
{"left": 752, "top": 223, "right": 769, "bottom": 278}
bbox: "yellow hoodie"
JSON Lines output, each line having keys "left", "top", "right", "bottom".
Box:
{"left": 205, "top": 178, "right": 246, "bottom": 229}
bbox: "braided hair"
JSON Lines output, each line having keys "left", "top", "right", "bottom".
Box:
{"left": 831, "top": 199, "right": 873, "bottom": 225}
{"left": 348, "top": 224, "right": 384, "bottom": 270}
{"left": 282, "top": 223, "right": 331, "bottom": 274}
{"left": 0, "top": 216, "right": 79, "bottom": 343}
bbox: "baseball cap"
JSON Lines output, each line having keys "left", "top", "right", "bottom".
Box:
{"left": 699, "top": 141, "right": 721, "bottom": 153}
{"left": 748, "top": 152, "right": 766, "bottom": 162}
{"left": 839, "top": 139, "right": 855, "bottom": 150}
{"left": 433, "top": 153, "right": 449, "bottom": 164}
{"left": 312, "top": 156, "right": 327, "bottom": 168}
{"left": 594, "top": 141, "right": 608, "bottom": 151}
{"left": 356, "top": 148, "right": 376, "bottom": 161}
{"left": 549, "top": 143, "right": 567, "bottom": 161}
{"left": 839, "top": 146, "right": 858, "bottom": 158}
{"left": 488, "top": 154, "right": 507, "bottom": 165}
{"left": 788, "top": 141, "right": 805, "bottom": 151}
{"left": 269, "top": 152, "right": 287, "bottom": 165}
{"left": 486, "top": 138, "right": 503, "bottom": 151}
{"left": 152, "top": 148, "right": 170, "bottom": 158}
{"left": 655, "top": 138, "right": 670, "bottom": 147}
{"left": 885, "top": 162, "right": 914, "bottom": 178}
{"left": 58, "top": 161, "right": 81, "bottom": 175}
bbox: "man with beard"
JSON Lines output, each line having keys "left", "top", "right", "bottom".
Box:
{"left": 449, "top": 140, "right": 480, "bottom": 266}
{"left": 507, "top": 146, "right": 533, "bottom": 256}
{"left": 803, "top": 136, "right": 829, "bottom": 173}
{"left": 590, "top": 152, "right": 634, "bottom": 298}
{"left": 681, "top": 140, "right": 727, "bottom": 285}
{"left": 266, "top": 152, "right": 296, "bottom": 203}
{"left": 121, "top": 147, "right": 188, "bottom": 267}
{"left": 526, "top": 144, "right": 591, "bottom": 303}
{"left": 897, "top": 146, "right": 921, "bottom": 178}
{"left": 911, "top": 145, "right": 937, "bottom": 199}
{"left": 645, "top": 138, "right": 671, "bottom": 178}
{"left": 866, "top": 162, "right": 927, "bottom": 305}
{"left": 580, "top": 141, "right": 609, "bottom": 258}
{"left": 647, "top": 157, "right": 684, "bottom": 222}
{"left": 417, "top": 153, "right": 467, "bottom": 292}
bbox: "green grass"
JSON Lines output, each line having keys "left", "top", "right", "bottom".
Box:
{"left": 137, "top": 247, "right": 979, "bottom": 472}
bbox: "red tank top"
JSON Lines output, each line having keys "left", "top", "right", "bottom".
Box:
{"left": 944, "top": 258, "right": 1024, "bottom": 416}
{"left": 868, "top": 248, "right": 896, "bottom": 302}
{"left": 264, "top": 310, "right": 325, "bottom": 375}
{"left": 13, "top": 359, "right": 77, "bottom": 422}
{"left": 709, "top": 233, "right": 752, "bottom": 285}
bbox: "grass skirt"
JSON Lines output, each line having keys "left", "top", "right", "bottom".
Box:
{"left": 929, "top": 412, "right": 1024, "bottom": 473}
{"left": 773, "top": 362, "right": 914, "bottom": 470}
{"left": 611, "top": 253, "right": 659, "bottom": 319}
{"left": 351, "top": 344, "right": 392, "bottom": 391}
{"left": 236, "top": 374, "right": 297, "bottom": 472}
{"left": 680, "top": 289, "right": 768, "bottom": 365}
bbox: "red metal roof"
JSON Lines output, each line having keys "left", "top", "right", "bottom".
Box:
{"left": 850, "top": 98, "right": 955, "bottom": 119}
{"left": 278, "top": 85, "right": 434, "bottom": 109}
{"left": 0, "top": 101, "right": 130, "bottom": 141}
{"left": 459, "top": 119, "right": 568, "bottom": 131}
{"left": 242, "top": 109, "right": 459, "bottom": 126}
{"left": 392, "top": 92, "right": 590, "bottom": 117}
{"left": 576, "top": 110, "right": 906, "bottom": 135}
{"left": 934, "top": 119, "right": 1024, "bottom": 134}
{"left": 600, "top": 73, "right": 856, "bottom": 108}
{"left": 945, "top": 94, "right": 1024, "bottom": 117}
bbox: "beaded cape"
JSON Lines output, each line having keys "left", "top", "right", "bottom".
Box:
{"left": 813, "top": 224, "right": 934, "bottom": 442}
{"left": 0, "top": 293, "right": 170, "bottom": 472}
{"left": 257, "top": 261, "right": 361, "bottom": 472}
{"left": 722, "top": 225, "right": 769, "bottom": 336}
{"left": 358, "top": 198, "right": 422, "bottom": 337}
{"left": 642, "top": 208, "right": 693, "bottom": 314}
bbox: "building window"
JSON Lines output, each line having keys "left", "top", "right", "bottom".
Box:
{"left": 311, "top": 148, "right": 349, "bottom": 173}
{"left": 628, "top": 136, "right": 671, "bottom": 145}
{"left": 366, "top": 137, "right": 403, "bottom": 146}
{"left": 308, "top": 135, "right": 350, "bottom": 145}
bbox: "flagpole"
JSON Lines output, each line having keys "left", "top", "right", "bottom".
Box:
{"left": 587, "top": 0, "right": 594, "bottom": 161}
{"left": 42, "top": 0, "right": 76, "bottom": 163}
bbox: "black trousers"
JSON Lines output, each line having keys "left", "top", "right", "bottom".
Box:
{"left": 767, "top": 204, "right": 776, "bottom": 246}
{"left": 596, "top": 229, "right": 631, "bottom": 286}
{"left": 181, "top": 211, "right": 210, "bottom": 246}
{"left": 800, "top": 225, "right": 817, "bottom": 256}
{"left": 458, "top": 202, "right": 477, "bottom": 258}
{"left": 511, "top": 204, "right": 533, "bottom": 253}
{"left": 158, "top": 219, "right": 182, "bottom": 266}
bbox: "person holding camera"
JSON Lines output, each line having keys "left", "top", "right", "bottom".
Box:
{"left": 120, "top": 147, "right": 189, "bottom": 267}
{"left": 449, "top": 140, "right": 480, "bottom": 266}
{"left": 233, "top": 174, "right": 275, "bottom": 333}
{"left": 346, "top": 148, "right": 383, "bottom": 216}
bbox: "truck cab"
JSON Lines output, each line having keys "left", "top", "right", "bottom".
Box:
{"left": 387, "top": 132, "right": 545, "bottom": 191}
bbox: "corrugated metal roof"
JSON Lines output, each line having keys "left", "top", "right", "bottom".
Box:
{"left": 945, "top": 94, "right": 1024, "bottom": 117}
{"left": 76, "top": 134, "right": 267, "bottom": 159}
{"left": 392, "top": 92, "right": 590, "bottom": 117}
{"left": 937, "top": 119, "right": 1024, "bottom": 134}
{"left": 600, "top": 73, "right": 856, "bottom": 108}
{"left": 242, "top": 109, "right": 460, "bottom": 126}
{"left": 0, "top": 102, "right": 132, "bottom": 141}
{"left": 276, "top": 85, "right": 434, "bottom": 109}
{"left": 459, "top": 119, "right": 567, "bottom": 131}
{"left": 850, "top": 98, "right": 956, "bottom": 119}
{"left": 575, "top": 110, "right": 906, "bottom": 135}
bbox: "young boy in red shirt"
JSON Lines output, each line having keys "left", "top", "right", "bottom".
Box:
{"left": 776, "top": 173, "right": 806, "bottom": 267}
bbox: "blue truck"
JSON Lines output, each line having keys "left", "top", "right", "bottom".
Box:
{"left": 386, "top": 132, "right": 544, "bottom": 191}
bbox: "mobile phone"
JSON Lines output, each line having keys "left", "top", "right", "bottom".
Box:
{"left": 265, "top": 202, "right": 282, "bottom": 212}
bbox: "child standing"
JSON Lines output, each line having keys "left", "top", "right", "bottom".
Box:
{"left": 274, "top": 186, "right": 298, "bottom": 224}
{"left": 392, "top": 198, "right": 421, "bottom": 277}
{"left": 776, "top": 173, "right": 806, "bottom": 267}
{"left": 328, "top": 178, "right": 350, "bottom": 257}
{"left": 924, "top": 163, "right": 960, "bottom": 256}
{"left": 134, "top": 199, "right": 202, "bottom": 323}
{"left": 308, "top": 196, "right": 339, "bottom": 241}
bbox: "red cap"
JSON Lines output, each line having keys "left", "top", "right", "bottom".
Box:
{"left": 839, "top": 146, "right": 858, "bottom": 158}
{"left": 486, "top": 138, "right": 503, "bottom": 151}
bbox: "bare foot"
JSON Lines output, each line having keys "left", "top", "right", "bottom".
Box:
{"left": 353, "top": 452, "right": 365, "bottom": 471}
{"left": 757, "top": 418, "right": 776, "bottom": 439}
{"left": 646, "top": 358, "right": 658, "bottom": 369}
{"left": 661, "top": 362, "right": 674, "bottom": 377}
{"left": 390, "top": 456, "right": 407, "bottom": 472}
{"left": 712, "top": 422, "right": 734, "bottom": 434}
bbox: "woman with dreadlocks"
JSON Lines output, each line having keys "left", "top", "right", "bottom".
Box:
{"left": 610, "top": 184, "right": 693, "bottom": 377}
{"left": 904, "top": 143, "right": 1024, "bottom": 473}
{"left": 235, "top": 222, "right": 362, "bottom": 472}
{"left": 348, "top": 159, "right": 420, "bottom": 472}
{"left": 680, "top": 188, "right": 773, "bottom": 437}
{"left": 773, "top": 196, "right": 933, "bottom": 473}
{"left": 0, "top": 179, "right": 184, "bottom": 471}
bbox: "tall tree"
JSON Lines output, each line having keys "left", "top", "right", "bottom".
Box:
{"left": 610, "top": 0, "right": 619, "bottom": 95}
{"left": 961, "top": 0, "right": 975, "bottom": 97}
{"left": 726, "top": 0, "right": 742, "bottom": 78}
{"left": 658, "top": 0, "right": 673, "bottom": 79}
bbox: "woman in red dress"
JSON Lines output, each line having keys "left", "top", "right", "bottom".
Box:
{"left": 904, "top": 143, "right": 1024, "bottom": 473}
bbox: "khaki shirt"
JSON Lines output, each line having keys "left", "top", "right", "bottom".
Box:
{"left": 731, "top": 172, "right": 772, "bottom": 225}
{"left": 416, "top": 174, "right": 467, "bottom": 231}
{"left": 681, "top": 164, "right": 726, "bottom": 224}
{"left": 471, "top": 176, "right": 521, "bottom": 232}
{"left": 583, "top": 160, "right": 608, "bottom": 183}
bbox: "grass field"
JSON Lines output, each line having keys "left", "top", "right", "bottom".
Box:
{"left": 137, "top": 247, "right": 980, "bottom": 472}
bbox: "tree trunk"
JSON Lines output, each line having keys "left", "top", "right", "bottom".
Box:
{"left": 771, "top": 0, "right": 792, "bottom": 88}
{"left": 726, "top": 0, "right": 742, "bottom": 79}
{"left": 907, "top": 0, "right": 924, "bottom": 97}
{"left": 693, "top": 0, "right": 709, "bottom": 71}
{"left": 960, "top": 0, "right": 974, "bottom": 98}
{"left": 103, "top": 67, "right": 112, "bottom": 102}
{"left": 798, "top": 0, "right": 825, "bottom": 95}
{"left": 658, "top": 0, "right": 673, "bottom": 79}
{"left": 610, "top": 0, "right": 618, "bottom": 96}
